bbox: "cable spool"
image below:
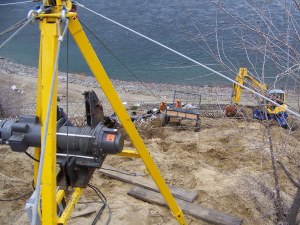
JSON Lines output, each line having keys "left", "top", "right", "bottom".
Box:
{"left": 57, "top": 124, "right": 124, "bottom": 156}
{"left": 0, "top": 115, "right": 124, "bottom": 156}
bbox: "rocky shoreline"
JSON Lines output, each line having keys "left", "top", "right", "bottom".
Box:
{"left": 2, "top": 57, "right": 300, "bottom": 112}
{"left": 0, "top": 58, "right": 232, "bottom": 100}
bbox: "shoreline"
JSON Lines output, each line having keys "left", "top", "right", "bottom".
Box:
{"left": 0, "top": 57, "right": 239, "bottom": 112}
{"left": 1, "top": 57, "right": 297, "bottom": 93}
{"left": 1, "top": 58, "right": 298, "bottom": 110}
{"left": 0, "top": 57, "right": 232, "bottom": 90}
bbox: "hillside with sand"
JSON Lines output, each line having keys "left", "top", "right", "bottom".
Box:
{"left": 0, "top": 60, "right": 300, "bottom": 225}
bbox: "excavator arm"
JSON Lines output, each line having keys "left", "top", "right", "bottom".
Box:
{"left": 231, "top": 68, "right": 268, "bottom": 104}
{"left": 226, "top": 68, "right": 268, "bottom": 117}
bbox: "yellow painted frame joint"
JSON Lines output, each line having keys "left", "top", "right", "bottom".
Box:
{"left": 117, "top": 149, "right": 140, "bottom": 158}
{"left": 56, "top": 190, "right": 65, "bottom": 205}
{"left": 57, "top": 188, "right": 84, "bottom": 225}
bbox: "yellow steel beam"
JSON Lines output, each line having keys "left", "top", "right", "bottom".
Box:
{"left": 39, "top": 18, "right": 59, "bottom": 225}
{"left": 57, "top": 188, "right": 84, "bottom": 225}
{"left": 117, "top": 149, "right": 140, "bottom": 158}
{"left": 56, "top": 190, "right": 65, "bottom": 205}
{"left": 68, "top": 18, "right": 186, "bottom": 225}
{"left": 33, "top": 25, "right": 44, "bottom": 187}
{"left": 55, "top": 0, "right": 63, "bottom": 8}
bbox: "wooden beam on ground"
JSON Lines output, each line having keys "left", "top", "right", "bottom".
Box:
{"left": 128, "top": 186, "right": 243, "bottom": 225}
{"left": 71, "top": 206, "right": 96, "bottom": 218}
{"left": 99, "top": 165, "right": 198, "bottom": 202}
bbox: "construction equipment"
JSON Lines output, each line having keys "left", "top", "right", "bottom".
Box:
{"left": 225, "top": 68, "right": 288, "bottom": 127}
{"left": 0, "top": 91, "right": 124, "bottom": 187}
{"left": 0, "top": 1, "right": 187, "bottom": 224}
{"left": 253, "top": 89, "right": 288, "bottom": 128}
{"left": 161, "top": 91, "right": 201, "bottom": 132}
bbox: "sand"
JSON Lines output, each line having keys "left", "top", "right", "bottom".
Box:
{"left": 0, "top": 59, "right": 300, "bottom": 225}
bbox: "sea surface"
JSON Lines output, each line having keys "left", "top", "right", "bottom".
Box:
{"left": 0, "top": 0, "right": 298, "bottom": 87}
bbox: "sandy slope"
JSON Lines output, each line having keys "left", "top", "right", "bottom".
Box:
{"left": 0, "top": 70, "right": 300, "bottom": 225}
{"left": 1, "top": 118, "right": 299, "bottom": 225}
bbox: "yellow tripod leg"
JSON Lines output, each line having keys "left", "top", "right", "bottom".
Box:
{"left": 33, "top": 25, "right": 44, "bottom": 187}
{"left": 57, "top": 188, "right": 84, "bottom": 225}
{"left": 68, "top": 18, "right": 186, "bottom": 225}
{"left": 37, "top": 18, "right": 59, "bottom": 225}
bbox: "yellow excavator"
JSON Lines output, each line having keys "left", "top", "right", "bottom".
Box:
{"left": 225, "top": 68, "right": 288, "bottom": 128}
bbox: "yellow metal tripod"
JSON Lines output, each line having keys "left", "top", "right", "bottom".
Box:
{"left": 33, "top": 1, "right": 186, "bottom": 224}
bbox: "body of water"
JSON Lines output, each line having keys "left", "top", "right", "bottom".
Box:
{"left": 0, "top": 0, "right": 298, "bottom": 87}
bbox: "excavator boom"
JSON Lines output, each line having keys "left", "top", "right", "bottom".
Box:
{"left": 231, "top": 68, "right": 267, "bottom": 104}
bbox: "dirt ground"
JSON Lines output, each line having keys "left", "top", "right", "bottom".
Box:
{"left": 0, "top": 72, "right": 300, "bottom": 225}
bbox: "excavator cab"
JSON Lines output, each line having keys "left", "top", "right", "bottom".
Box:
{"left": 268, "top": 89, "right": 285, "bottom": 105}
{"left": 253, "top": 90, "right": 288, "bottom": 128}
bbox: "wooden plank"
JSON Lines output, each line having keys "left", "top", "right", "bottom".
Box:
{"left": 71, "top": 207, "right": 96, "bottom": 218}
{"left": 184, "top": 114, "right": 198, "bottom": 120}
{"left": 128, "top": 186, "right": 243, "bottom": 225}
{"left": 167, "top": 111, "right": 199, "bottom": 120}
{"left": 100, "top": 165, "right": 198, "bottom": 202}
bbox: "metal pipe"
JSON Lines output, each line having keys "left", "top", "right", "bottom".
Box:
{"left": 56, "top": 133, "right": 95, "bottom": 139}
{"left": 56, "top": 153, "right": 94, "bottom": 159}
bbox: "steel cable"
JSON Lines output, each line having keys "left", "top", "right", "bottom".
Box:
{"left": 75, "top": 1, "right": 300, "bottom": 119}
{"left": 0, "top": 19, "right": 27, "bottom": 37}
{"left": 0, "top": 5, "right": 54, "bottom": 50}
{"left": 79, "top": 19, "right": 161, "bottom": 102}
{"left": 0, "top": 16, "right": 36, "bottom": 50}
{"left": 0, "top": 1, "right": 33, "bottom": 6}
{"left": 0, "top": 191, "right": 32, "bottom": 201}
